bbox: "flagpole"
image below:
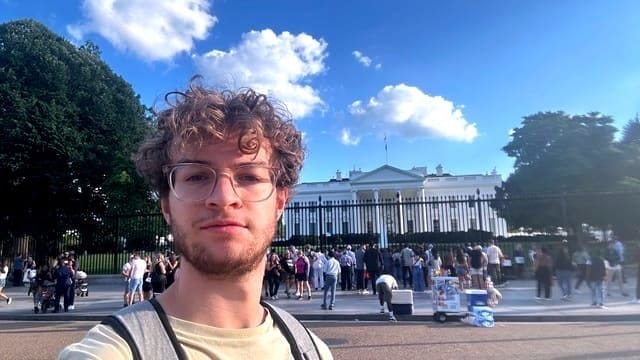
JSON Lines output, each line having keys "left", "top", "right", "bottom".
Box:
{"left": 384, "top": 133, "right": 388, "bottom": 164}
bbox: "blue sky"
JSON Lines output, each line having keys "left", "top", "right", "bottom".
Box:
{"left": 2, "top": 0, "right": 639, "bottom": 183}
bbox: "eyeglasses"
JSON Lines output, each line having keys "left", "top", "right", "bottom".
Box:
{"left": 163, "top": 163, "right": 277, "bottom": 203}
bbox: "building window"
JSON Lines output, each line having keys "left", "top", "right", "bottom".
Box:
{"left": 342, "top": 221, "right": 349, "bottom": 234}
{"left": 433, "top": 219, "right": 440, "bottom": 232}
{"left": 469, "top": 218, "right": 477, "bottom": 230}
{"left": 309, "top": 222, "right": 316, "bottom": 236}
{"left": 407, "top": 220, "right": 414, "bottom": 233}
{"left": 451, "top": 219, "right": 458, "bottom": 232}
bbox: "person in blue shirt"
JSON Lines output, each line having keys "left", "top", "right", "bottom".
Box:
{"left": 53, "top": 259, "right": 75, "bottom": 312}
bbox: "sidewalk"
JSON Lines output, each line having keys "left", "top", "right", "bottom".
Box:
{"left": 0, "top": 275, "right": 638, "bottom": 322}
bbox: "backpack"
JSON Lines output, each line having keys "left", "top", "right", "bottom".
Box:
{"left": 101, "top": 298, "right": 321, "bottom": 360}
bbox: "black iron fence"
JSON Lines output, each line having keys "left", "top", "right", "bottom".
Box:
{"left": 2, "top": 192, "right": 638, "bottom": 274}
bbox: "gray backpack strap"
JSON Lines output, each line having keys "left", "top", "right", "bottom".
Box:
{"left": 261, "top": 301, "right": 321, "bottom": 360}
{"left": 101, "top": 299, "right": 186, "bottom": 360}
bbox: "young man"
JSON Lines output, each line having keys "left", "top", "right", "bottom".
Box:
{"left": 60, "top": 79, "right": 332, "bottom": 359}
{"left": 321, "top": 251, "right": 340, "bottom": 310}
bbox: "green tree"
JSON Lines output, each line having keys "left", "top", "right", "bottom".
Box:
{"left": 608, "top": 114, "right": 640, "bottom": 240}
{"left": 0, "top": 20, "right": 156, "bottom": 260}
{"left": 494, "top": 111, "right": 623, "bottom": 234}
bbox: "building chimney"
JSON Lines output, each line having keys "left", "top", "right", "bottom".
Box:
{"left": 436, "top": 164, "right": 443, "bottom": 176}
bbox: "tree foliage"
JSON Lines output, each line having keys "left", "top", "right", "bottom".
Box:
{"left": 493, "top": 111, "right": 640, "bottom": 237}
{"left": 0, "top": 20, "right": 157, "bottom": 258}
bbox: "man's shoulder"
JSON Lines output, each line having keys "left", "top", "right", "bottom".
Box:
{"left": 58, "top": 323, "right": 132, "bottom": 359}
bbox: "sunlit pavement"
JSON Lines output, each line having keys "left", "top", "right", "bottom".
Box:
{"left": 1, "top": 274, "right": 638, "bottom": 322}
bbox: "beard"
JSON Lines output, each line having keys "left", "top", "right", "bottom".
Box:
{"left": 171, "top": 216, "right": 275, "bottom": 280}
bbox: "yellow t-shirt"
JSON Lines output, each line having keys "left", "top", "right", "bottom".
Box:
{"left": 58, "top": 309, "right": 332, "bottom": 360}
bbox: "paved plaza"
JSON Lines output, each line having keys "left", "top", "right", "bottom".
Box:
{"left": 0, "top": 273, "right": 638, "bottom": 323}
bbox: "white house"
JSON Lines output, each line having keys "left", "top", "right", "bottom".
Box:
{"left": 283, "top": 164, "right": 508, "bottom": 246}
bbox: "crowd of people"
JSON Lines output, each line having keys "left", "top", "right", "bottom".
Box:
{"left": 258, "top": 239, "right": 509, "bottom": 312}
{"left": 120, "top": 251, "right": 180, "bottom": 307}
{"left": 532, "top": 237, "right": 637, "bottom": 309}
{"left": 1, "top": 251, "right": 83, "bottom": 313}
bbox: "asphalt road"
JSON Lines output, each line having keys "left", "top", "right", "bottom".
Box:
{"left": 1, "top": 320, "right": 639, "bottom": 360}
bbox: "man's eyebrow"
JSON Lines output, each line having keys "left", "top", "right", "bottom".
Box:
{"left": 172, "top": 159, "right": 270, "bottom": 167}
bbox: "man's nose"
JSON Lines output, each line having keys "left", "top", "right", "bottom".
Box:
{"left": 204, "top": 174, "right": 241, "bottom": 207}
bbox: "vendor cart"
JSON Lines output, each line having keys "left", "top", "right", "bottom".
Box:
{"left": 432, "top": 276, "right": 463, "bottom": 323}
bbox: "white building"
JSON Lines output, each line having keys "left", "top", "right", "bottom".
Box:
{"left": 283, "top": 164, "right": 507, "bottom": 246}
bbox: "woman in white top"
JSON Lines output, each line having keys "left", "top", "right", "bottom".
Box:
{"left": 0, "top": 260, "right": 13, "bottom": 304}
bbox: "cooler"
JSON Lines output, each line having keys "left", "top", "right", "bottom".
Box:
{"left": 465, "top": 305, "right": 494, "bottom": 328}
{"left": 391, "top": 289, "right": 414, "bottom": 315}
{"left": 464, "top": 289, "right": 488, "bottom": 311}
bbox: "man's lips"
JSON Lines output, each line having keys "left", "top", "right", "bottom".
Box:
{"left": 198, "top": 220, "right": 246, "bottom": 229}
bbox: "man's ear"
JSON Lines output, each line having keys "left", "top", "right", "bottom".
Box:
{"left": 161, "top": 197, "right": 171, "bottom": 225}
{"left": 275, "top": 188, "right": 289, "bottom": 218}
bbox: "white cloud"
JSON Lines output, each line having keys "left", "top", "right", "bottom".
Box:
{"left": 348, "top": 84, "right": 478, "bottom": 142}
{"left": 352, "top": 50, "right": 381, "bottom": 69}
{"left": 352, "top": 50, "right": 371, "bottom": 67}
{"left": 193, "top": 29, "right": 328, "bottom": 119}
{"left": 67, "top": 0, "right": 217, "bottom": 61}
{"left": 340, "top": 128, "right": 361, "bottom": 146}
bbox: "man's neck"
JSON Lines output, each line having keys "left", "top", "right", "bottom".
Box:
{"left": 157, "top": 260, "right": 266, "bottom": 329}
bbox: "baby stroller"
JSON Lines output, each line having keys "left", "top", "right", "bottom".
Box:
{"left": 37, "top": 281, "right": 57, "bottom": 313}
{"left": 75, "top": 271, "right": 89, "bottom": 297}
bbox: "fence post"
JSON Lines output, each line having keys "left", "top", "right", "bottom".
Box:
{"left": 476, "top": 188, "right": 483, "bottom": 244}
{"left": 113, "top": 216, "right": 120, "bottom": 274}
{"left": 318, "top": 196, "right": 323, "bottom": 249}
{"left": 561, "top": 192, "right": 569, "bottom": 236}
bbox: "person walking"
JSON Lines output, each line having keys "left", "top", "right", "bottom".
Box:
{"left": 60, "top": 80, "right": 331, "bottom": 359}
{"left": 355, "top": 244, "right": 367, "bottom": 294}
{"left": 588, "top": 248, "right": 607, "bottom": 309}
{"left": 321, "top": 251, "right": 340, "bottom": 310}
{"left": 534, "top": 246, "right": 553, "bottom": 302}
{"left": 0, "top": 260, "right": 13, "bottom": 304}
{"left": 554, "top": 241, "right": 574, "bottom": 301}
{"left": 572, "top": 243, "right": 590, "bottom": 294}
{"left": 53, "top": 259, "right": 75, "bottom": 312}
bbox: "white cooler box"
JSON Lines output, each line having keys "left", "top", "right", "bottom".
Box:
{"left": 391, "top": 289, "right": 414, "bottom": 315}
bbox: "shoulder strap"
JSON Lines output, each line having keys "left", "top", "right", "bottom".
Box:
{"left": 261, "top": 301, "right": 321, "bottom": 360}
{"left": 100, "top": 299, "right": 187, "bottom": 360}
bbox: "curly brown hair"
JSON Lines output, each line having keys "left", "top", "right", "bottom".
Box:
{"left": 134, "top": 77, "right": 305, "bottom": 199}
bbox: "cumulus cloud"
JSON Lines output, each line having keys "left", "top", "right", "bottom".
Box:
{"left": 352, "top": 50, "right": 381, "bottom": 69}
{"left": 340, "top": 128, "right": 361, "bottom": 146}
{"left": 193, "top": 29, "right": 328, "bottom": 119}
{"left": 67, "top": 0, "right": 216, "bottom": 61}
{"left": 348, "top": 84, "right": 478, "bottom": 142}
